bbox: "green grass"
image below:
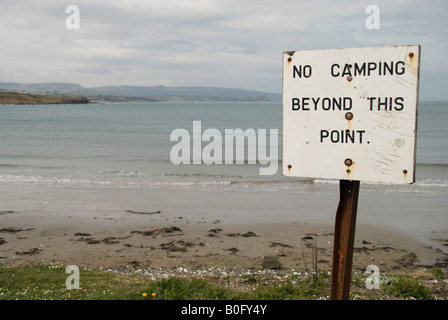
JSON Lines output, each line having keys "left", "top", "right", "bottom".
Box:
{"left": 428, "top": 267, "right": 445, "bottom": 278}
{"left": 0, "top": 263, "right": 445, "bottom": 300}
{"left": 0, "top": 263, "right": 148, "bottom": 300}
{"left": 383, "top": 275, "right": 434, "bottom": 300}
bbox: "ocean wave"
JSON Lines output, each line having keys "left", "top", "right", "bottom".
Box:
{"left": 415, "top": 179, "right": 448, "bottom": 188}
{"left": 416, "top": 163, "right": 448, "bottom": 168}
{"left": 161, "top": 172, "right": 249, "bottom": 179}
{"left": 0, "top": 164, "right": 23, "bottom": 168}
{"left": 1, "top": 169, "right": 447, "bottom": 192}
{"left": 0, "top": 163, "right": 64, "bottom": 170}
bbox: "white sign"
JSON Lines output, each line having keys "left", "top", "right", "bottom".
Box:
{"left": 282, "top": 45, "right": 420, "bottom": 184}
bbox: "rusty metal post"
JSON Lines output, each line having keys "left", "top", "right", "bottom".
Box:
{"left": 331, "top": 179, "right": 360, "bottom": 300}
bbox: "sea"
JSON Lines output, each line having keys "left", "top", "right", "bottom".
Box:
{"left": 0, "top": 101, "right": 447, "bottom": 195}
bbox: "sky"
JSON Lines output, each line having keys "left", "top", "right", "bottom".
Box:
{"left": 0, "top": 0, "right": 447, "bottom": 100}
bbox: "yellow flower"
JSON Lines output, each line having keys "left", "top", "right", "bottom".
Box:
{"left": 152, "top": 293, "right": 156, "bottom": 296}
{"left": 142, "top": 293, "right": 147, "bottom": 297}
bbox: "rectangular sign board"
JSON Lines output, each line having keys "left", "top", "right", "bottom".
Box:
{"left": 282, "top": 45, "right": 420, "bottom": 184}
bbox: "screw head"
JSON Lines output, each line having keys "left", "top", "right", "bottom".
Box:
{"left": 344, "top": 158, "right": 353, "bottom": 167}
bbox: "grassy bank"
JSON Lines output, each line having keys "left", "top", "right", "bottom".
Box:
{"left": 0, "top": 263, "right": 446, "bottom": 300}
{"left": 0, "top": 92, "right": 89, "bottom": 104}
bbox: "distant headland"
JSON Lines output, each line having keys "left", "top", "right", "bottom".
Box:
{"left": 0, "top": 82, "right": 281, "bottom": 103}
{"left": 0, "top": 92, "right": 89, "bottom": 105}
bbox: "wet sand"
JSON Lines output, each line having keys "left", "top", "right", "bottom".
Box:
{"left": 1, "top": 185, "right": 447, "bottom": 273}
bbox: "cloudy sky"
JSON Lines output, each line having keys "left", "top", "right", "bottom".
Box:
{"left": 0, "top": 0, "right": 447, "bottom": 100}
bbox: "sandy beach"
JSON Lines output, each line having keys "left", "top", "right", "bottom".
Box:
{"left": 1, "top": 184, "right": 447, "bottom": 275}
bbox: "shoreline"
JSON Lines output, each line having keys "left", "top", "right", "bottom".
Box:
{"left": 1, "top": 184, "right": 447, "bottom": 273}
{"left": 1, "top": 216, "right": 446, "bottom": 273}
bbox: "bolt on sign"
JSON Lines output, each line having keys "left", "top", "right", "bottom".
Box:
{"left": 282, "top": 45, "right": 420, "bottom": 184}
